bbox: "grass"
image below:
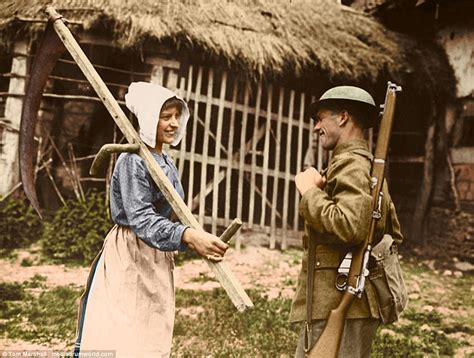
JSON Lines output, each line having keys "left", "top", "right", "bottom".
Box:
{"left": 0, "top": 260, "right": 471, "bottom": 356}
{"left": 0, "top": 277, "right": 80, "bottom": 345}
{"left": 173, "top": 289, "right": 299, "bottom": 357}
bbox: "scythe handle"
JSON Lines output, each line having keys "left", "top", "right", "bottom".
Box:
{"left": 43, "top": 6, "right": 253, "bottom": 312}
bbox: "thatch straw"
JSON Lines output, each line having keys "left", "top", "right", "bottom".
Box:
{"left": 0, "top": 0, "right": 455, "bottom": 97}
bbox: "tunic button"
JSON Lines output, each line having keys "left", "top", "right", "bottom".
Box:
{"left": 316, "top": 261, "right": 320, "bottom": 267}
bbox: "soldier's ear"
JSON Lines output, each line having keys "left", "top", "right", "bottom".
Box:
{"left": 338, "top": 110, "right": 349, "bottom": 127}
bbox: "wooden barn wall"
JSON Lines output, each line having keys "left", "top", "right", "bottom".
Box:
{"left": 168, "top": 65, "right": 316, "bottom": 248}
{"left": 0, "top": 35, "right": 433, "bottom": 247}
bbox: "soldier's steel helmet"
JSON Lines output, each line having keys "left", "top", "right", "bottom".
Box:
{"left": 309, "top": 86, "right": 379, "bottom": 128}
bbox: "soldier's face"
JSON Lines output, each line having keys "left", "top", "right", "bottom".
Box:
{"left": 314, "top": 109, "right": 342, "bottom": 150}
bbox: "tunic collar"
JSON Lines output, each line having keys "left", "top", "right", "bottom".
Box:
{"left": 331, "top": 138, "right": 370, "bottom": 158}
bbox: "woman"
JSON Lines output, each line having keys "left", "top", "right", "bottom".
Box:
{"left": 75, "top": 82, "right": 228, "bottom": 357}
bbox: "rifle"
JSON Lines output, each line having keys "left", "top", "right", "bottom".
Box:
{"left": 308, "top": 82, "right": 401, "bottom": 357}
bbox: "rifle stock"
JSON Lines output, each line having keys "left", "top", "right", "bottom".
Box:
{"left": 307, "top": 82, "right": 401, "bottom": 357}
{"left": 308, "top": 293, "right": 353, "bottom": 358}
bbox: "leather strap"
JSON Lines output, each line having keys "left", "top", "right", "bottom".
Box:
{"left": 303, "top": 234, "right": 317, "bottom": 353}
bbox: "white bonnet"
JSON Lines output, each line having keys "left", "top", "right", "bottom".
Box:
{"left": 125, "top": 82, "right": 190, "bottom": 147}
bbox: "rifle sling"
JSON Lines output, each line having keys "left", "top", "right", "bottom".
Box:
{"left": 304, "top": 233, "right": 317, "bottom": 353}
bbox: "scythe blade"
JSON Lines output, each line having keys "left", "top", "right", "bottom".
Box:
{"left": 19, "top": 20, "right": 66, "bottom": 218}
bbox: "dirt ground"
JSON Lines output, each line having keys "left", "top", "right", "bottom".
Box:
{"left": 1, "top": 217, "right": 473, "bottom": 355}
{"left": 0, "top": 242, "right": 301, "bottom": 351}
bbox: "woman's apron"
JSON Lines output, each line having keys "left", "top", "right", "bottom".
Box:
{"left": 75, "top": 225, "right": 175, "bottom": 358}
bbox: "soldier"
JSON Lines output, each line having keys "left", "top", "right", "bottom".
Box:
{"left": 290, "top": 86, "right": 404, "bottom": 357}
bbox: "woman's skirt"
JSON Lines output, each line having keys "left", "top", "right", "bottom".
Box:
{"left": 75, "top": 225, "right": 175, "bottom": 358}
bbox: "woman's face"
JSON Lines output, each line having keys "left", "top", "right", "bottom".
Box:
{"left": 156, "top": 105, "right": 180, "bottom": 146}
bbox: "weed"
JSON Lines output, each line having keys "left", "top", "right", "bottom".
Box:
{"left": 0, "top": 281, "right": 80, "bottom": 345}
{"left": 173, "top": 289, "right": 298, "bottom": 356}
{"left": 372, "top": 309, "right": 460, "bottom": 357}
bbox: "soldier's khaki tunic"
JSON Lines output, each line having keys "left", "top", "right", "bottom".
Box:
{"left": 290, "top": 139, "right": 403, "bottom": 355}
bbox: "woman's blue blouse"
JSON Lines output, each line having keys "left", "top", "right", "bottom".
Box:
{"left": 110, "top": 151, "right": 187, "bottom": 251}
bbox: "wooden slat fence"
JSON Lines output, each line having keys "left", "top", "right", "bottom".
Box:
{"left": 169, "top": 65, "right": 318, "bottom": 248}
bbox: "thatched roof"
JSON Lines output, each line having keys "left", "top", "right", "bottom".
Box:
{"left": 0, "top": 0, "right": 455, "bottom": 98}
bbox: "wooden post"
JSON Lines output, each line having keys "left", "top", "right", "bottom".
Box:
{"left": 147, "top": 57, "right": 180, "bottom": 90}
{"left": 225, "top": 81, "right": 238, "bottom": 226}
{"left": 44, "top": 7, "right": 252, "bottom": 311}
{"left": 260, "top": 85, "right": 272, "bottom": 229}
{"left": 249, "top": 82, "right": 262, "bottom": 229}
{"left": 270, "top": 87, "right": 284, "bottom": 248}
{"left": 199, "top": 68, "right": 213, "bottom": 226}
{"left": 0, "top": 40, "right": 27, "bottom": 196}
{"left": 177, "top": 76, "right": 187, "bottom": 177}
{"left": 294, "top": 92, "right": 305, "bottom": 235}
{"left": 282, "top": 89, "right": 295, "bottom": 250}
{"left": 237, "top": 85, "right": 250, "bottom": 250}
{"left": 212, "top": 71, "right": 227, "bottom": 234}
{"left": 187, "top": 67, "right": 202, "bottom": 208}
{"left": 412, "top": 106, "right": 436, "bottom": 244}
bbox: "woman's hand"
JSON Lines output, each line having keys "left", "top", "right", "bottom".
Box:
{"left": 182, "top": 228, "right": 228, "bottom": 262}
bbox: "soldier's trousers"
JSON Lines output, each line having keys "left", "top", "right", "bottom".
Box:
{"left": 295, "top": 318, "right": 380, "bottom": 358}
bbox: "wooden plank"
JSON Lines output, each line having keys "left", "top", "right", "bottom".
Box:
{"left": 0, "top": 40, "right": 27, "bottom": 194}
{"left": 212, "top": 71, "right": 227, "bottom": 234}
{"left": 194, "top": 114, "right": 228, "bottom": 156}
{"left": 282, "top": 89, "right": 295, "bottom": 250}
{"left": 225, "top": 81, "right": 238, "bottom": 226}
{"left": 260, "top": 84, "right": 272, "bottom": 229}
{"left": 0, "top": 71, "right": 129, "bottom": 89}
{"left": 150, "top": 65, "right": 164, "bottom": 86}
{"left": 270, "top": 87, "right": 284, "bottom": 248}
{"left": 199, "top": 68, "right": 214, "bottom": 226}
{"left": 191, "top": 170, "right": 227, "bottom": 211}
{"left": 187, "top": 66, "right": 202, "bottom": 208}
{"left": 0, "top": 91, "right": 127, "bottom": 105}
{"left": 186, "top": 122, "right": 275, "bottom": 218}
{"left": 56, "top": 58, "right": 151, "bottom": 76}
{"left": 168, "top": 148, "right": 295, "bottom": 180}
{"left": 294, "top": 92, "right": 305, "bottom": 233}
{"left": 144, "top": 56, "right": 180, "bottom": 69}
{"left": 45, "top": 7, "right": 253, "bottom": 311}
{"left": 249, "top": 81, "right": 262, "bottom": 229}
{"left": 237, "top": 84, "right": 250, "bottom": 249}
{"left": 177, "top": 76, "right": 187, "bottom": 177}
{"left": 185, "top": 66, "right": 193, "bottom": 102}
{"left": 185, "top": 91, "right": 313, "bottom": 130}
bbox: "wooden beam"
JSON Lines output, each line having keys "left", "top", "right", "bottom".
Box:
{"left": 212, "top": 71, "right": 227, "bottom": 234}
{"left": 0, "top": 40, "right": 27, "bottom": 195}
{"left": 199, "top": 68, "right": 213, "bottom": 226}
{"left": 225, "top": 81, "right": 238, "bottom": 226}
{"left": 294, "top": 92, "right": 305, "bottom": 235}
{"left": 282, "top": 90, "right": 295, "bottom": 249}
{"left": 261, "top": 85, "right": 272, "bottom": 228}
{"left": 249, "top": 82, "right": 262, "bottom": 229}
{"left": 187, "top": 66, "right": 203, "bottom": 208}
{"left": 45, "top": 6, "right": 253, "bottom": 312}
{"left": 270, "top": 87, "right": 284, "bottom": 248}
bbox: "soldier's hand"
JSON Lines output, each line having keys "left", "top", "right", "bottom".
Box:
{"left": 295, "top": 167, "right": 325, "bottom": 195}
{"left": 182, "top": 228, "right": 228, "bottom": 261}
